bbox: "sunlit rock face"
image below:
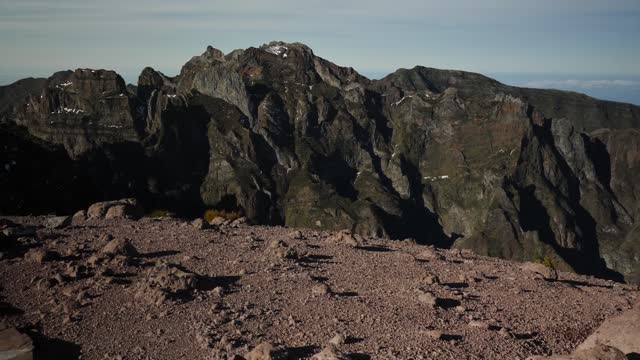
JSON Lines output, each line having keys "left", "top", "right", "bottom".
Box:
{"left": 1, "top": 41, "right": 639, "bottom": 282}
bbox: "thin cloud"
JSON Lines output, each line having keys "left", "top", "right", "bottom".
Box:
{"left": 524, "top": 79, "right": 640, "bottom": 89}
{"left": 1, "top": 0, "right": 639, "bottom": 77}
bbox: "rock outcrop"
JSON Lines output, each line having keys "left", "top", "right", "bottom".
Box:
{"left": 527, "top": 344, "right": 627, "bottom": 360}
{"left": 134, "top": 261, "right": 200, "bottom": 305}
{"left": 0, "top": 322, "right": 34, "bottom": 360}
{"left": 87, "top": 199, "right": 143, "bottom": 220}
{"left": 1, "top": 41, "right": 639, "bottom": 282}
{"left": 576, "top": 300, "right": 640, "bottom": 356}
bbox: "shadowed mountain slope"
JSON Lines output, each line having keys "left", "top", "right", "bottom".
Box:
{"left": 1, "top": 41, "right": 639, "bottom": 282}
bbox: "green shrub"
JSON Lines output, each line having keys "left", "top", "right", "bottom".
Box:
{"left": 203, "top": 209, "right": 241, "bottom": 223}
{"left": 535, "top": 256, "right": 556, "bottom": 269}
{"left": 147, "top": 209, "right": 170, "bottom": 218}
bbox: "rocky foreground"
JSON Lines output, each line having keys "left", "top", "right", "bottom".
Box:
{"left": 0, "top": 213, "right": 638, "bottom": 360}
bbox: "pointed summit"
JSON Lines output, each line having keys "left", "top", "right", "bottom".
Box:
{"left": 204, "top": 45, "right": 226, "bottom": 62}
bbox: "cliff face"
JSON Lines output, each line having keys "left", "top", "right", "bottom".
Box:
{"left": 1, "top": 41, "right": 639, "bottom": 282}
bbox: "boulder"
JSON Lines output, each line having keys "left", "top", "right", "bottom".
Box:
{"left": 0, "top": 322, "right": 34, "bottom": 360}
{"left": 311, "top": 345, "right": 351, "bottom": 360}
{"left": 191, "top": 218, "right": 210, "bottom": 230}
{"left": 100, "top": 238, "right": 139, "bottom": 258}
{"left": 44, "top": 215, "right": 71, "bottom": 229}
{"left": 416, "top": 247, "right": 444, "bottom": 261}
{"left": 244, "top": 342, "right": 285, "bottom": 360}
{"left": 571, "top": 345, "right": 627, "bottom": 360}
{"left": 269, "top": 239, "right": 287, "bottom": 249}
{"left": 134, "top": 262, "right": 199, "bottom": 305}
{"left": 87, "top": 199, "right": 143, "bottom": 220}
{"left": 521, "top": 262, "right": 558, "bottom": 281}
{"left": 230, "top": 217, "right": 248, "bottom": 227}
{"left": 576, "top": 300, "right": 640, "bottom": 356}
{"left": 104, "top": 205, "right": 127, "bottom": 219}
{"left": 209, "top": 217, "right": 227, "bottom": 226}
{"left": 527, "top": 344, "right": 627, "bottom": 360}
{"left": 25, "top": 248, "right": 57, "bottom": 263}
{"left": 87, "top": 201, "right": 115, "bottom": 219}
{"left": 266, "top": 239, "right": 303, "bottom": 260}
{"left": 327, "top": 230, "right": 359, "bottom": 247}
{"left": 289, "top": 230, "right": 304, "bottom": 240}
{"left": 72, "top": 210, "right": 87, "bottom": 222}
{"left": 64, "top": 263, "right": 88, "bottom": 280}
{"left": 416, "top": 289, "right": 438, "bottom": 308}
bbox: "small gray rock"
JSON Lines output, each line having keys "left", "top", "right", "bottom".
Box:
{"left": 312, "top": 284, "right": 332, "bottom": 296}
{"left": 328, "top": 333, "right": 346, "bottom": 346}
{"left": 417, "top": 290, "right": 438, "bottom": 307}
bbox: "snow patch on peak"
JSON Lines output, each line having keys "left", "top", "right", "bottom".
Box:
{"left": 265, "top": 45, "right": 288, "bottom": 57}
{"left": 423, "top": 175, "right": 450, "bottom": 181}
{"left": 392, "top": 95, "right": 413, "bottom": 107}
{"left": 55, "top": 81, "right": 73, "bottom": 89}
{"left": 51, "top": 107, "right": 85, "bottom": 115}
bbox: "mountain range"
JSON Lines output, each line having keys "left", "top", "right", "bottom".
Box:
{"left": 1, "top": 41, "right": 639, "bottom": 283}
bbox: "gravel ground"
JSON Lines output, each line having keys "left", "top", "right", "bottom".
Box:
{"left": 0, "top": 216, "right": 637, "bottom": 359}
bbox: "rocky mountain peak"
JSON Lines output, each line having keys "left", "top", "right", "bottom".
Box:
{"left": 182, "top": 45, "right": 226, "bottom": 71}
{"left": 259, "top": 41, "right": 315, "bottom": 59}
{"left": 377, "top": 66, "right": 503, "bottom": 97}
{"left": 1, "top": 41, "right": 639, "bottom": 283}
{"left": 204, "top": 45, "right": 226, "bottom": 62}
{"left": 42, "top": 68, "right": 127, "bottom": 98}
{"left": 137, "top": 67, "right": 176, "bottom": 102}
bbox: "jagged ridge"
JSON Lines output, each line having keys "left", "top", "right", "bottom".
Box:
{"left": 0, "top": 41, "right": 639, "bottom": 283}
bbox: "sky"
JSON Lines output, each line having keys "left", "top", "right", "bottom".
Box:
{"left": 1, "top": 0, "right": 639, "bottom": 104}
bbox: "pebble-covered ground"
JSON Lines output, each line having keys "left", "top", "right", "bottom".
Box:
{"left": 0, "top": 216, "right": 638, "bottom": 359}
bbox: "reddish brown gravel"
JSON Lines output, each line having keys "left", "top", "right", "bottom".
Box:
{"left": 0, "top": 216, "right": 637, "bottom": 359}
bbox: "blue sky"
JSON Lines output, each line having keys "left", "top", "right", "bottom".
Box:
{"left": 1, "top": 0, "right": 639, "bottom": 104}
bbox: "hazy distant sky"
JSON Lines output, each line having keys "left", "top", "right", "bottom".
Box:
{"left": 1, "top": 0, "right": 639, "bottom": 104}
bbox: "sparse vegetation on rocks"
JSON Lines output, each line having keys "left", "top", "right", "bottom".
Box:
{"left": 535, "top": 256, "right": 557, "bottom": 270}
{"left": 203, "top": 209, "right": 241, "bottom": 224}
{"left": 146, "top": 209, "right": 171, "bottom": 218}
